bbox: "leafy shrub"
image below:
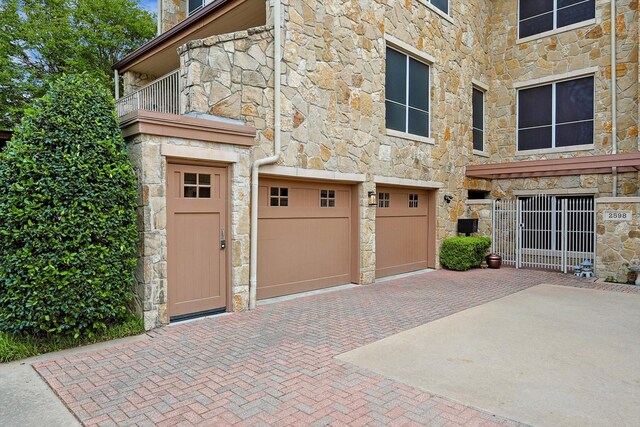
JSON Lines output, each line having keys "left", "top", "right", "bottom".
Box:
{"left": 440, "top": 236, "right": 492, "bottom": 271}
{"left": 0, "top": 74, "right": 138, "bottom": 338}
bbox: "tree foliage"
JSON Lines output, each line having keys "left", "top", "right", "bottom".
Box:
{"left": 0, "top": 74, "right": 139, "bottom": 338}
{"left": 0, "top": 0, "right": 155, "bottom": 128}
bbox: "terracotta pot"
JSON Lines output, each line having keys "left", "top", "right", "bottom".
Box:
{"left": 486, "top": 253, "right": 502, "bottom": 269}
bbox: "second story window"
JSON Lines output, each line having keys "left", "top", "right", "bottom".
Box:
{"left": 517, "top": 76, "right": 594, "bottom": 151}
{"left": 472, "top": 88, "right": 484, "bottom": 152}
{"left": 385, "top": 48, "right": 430, "bottom": 138}
{"left": 189, "top": 0, "right": 204, "bottom": 16}
{"left": 423, "top": 0, "right": 449, "bottom": 15}
{"left": 519, "top": 0, "right": 595, "bottom": 39}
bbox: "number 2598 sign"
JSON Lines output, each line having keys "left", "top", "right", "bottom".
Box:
{"left": 603, "top": 211, "right": 632, "bottom": 221}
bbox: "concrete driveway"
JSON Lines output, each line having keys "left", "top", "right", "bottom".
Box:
{"left": 20, "top": 268, "right": 640, "bottom": 426}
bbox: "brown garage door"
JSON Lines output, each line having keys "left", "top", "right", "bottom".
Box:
{"left": 376, "top": 186, "right": 434, "bottom": 278}
{"left": 167, "top": 163, "right": 227, "bottom": 319}
{"left": 257, "top": 178, "right": 354, "bottom": 299}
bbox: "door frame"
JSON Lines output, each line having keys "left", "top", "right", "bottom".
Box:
{"left": 166, "top": 158, "right": 233, "bottom": 316}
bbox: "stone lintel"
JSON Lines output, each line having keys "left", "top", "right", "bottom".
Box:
{"left": 120, "top": 110, "right": 256, "bottom": 146}
{"left": 374, "top": 175, "right": 444, "bottom": 189}
{"left": 260, "top": 165, "right": 366, "bottom": 183}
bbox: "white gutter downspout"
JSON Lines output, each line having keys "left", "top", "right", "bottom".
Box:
{"left": 611, "top": 0, "right": 618, "bottom": 197}
{"left": 114, "top": 69, "right": 120, "bottom": 100}
{"left": 249, "top": 0, "right": 282, "bottom": 309}
{"left": 157, "top": 0, "right": 162, "bottom": 36}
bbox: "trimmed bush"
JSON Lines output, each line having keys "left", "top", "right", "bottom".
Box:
{"left": 0, "top": 74, "right": 138, "bottom": 338}
{"left": 440, "top": 236, "right": 492, "bottom": 271}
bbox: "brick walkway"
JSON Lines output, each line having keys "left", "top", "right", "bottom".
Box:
{"left": 34, "top": 268, "right": 640, "bottom": 426}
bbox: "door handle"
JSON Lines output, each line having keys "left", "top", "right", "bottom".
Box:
{"left": 220, "top": 227, "right": 226, "bottom": 249}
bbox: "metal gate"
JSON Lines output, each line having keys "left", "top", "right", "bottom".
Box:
{"left": 492, "top": 195, "right": 596, "bottom": 272}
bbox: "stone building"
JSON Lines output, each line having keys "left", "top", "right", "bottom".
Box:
{"left": 113, "top": 0, "right": 639, "bottom": 329}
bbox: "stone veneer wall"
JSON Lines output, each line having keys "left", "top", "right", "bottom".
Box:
{"left": 180, "top": 0, "right": 499, "bottom": 275}
{"left": 126, "top": 133, "right": 252, "bottom": 329}
{"left": 161, "top": 0, "right": 187, "bottom": 34}
{"left": 122, "top": 72, "right": 157, "bottom": 96}
{"left": 466, "top": 200, "right": 493, "bottom": 238}
{"left": 596, "top": 198, "right": 640, "bottom": 283}
{"left": 476, "top": 0, "right": 639, "bottom": 198}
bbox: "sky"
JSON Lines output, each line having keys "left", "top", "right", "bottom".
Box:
{"left": 138, "top": 0, "right": 156, "bottom": 14}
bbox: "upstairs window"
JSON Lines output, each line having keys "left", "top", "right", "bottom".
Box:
{"left": 423, "top": 0, "right": 449, "bottom": 15}
{"left": 519, "top": 0, "right": 595, "bottom": 38}
{"left": 472, "top": 88, "right": 484, "bottom": 152}
{"left": 517, "top": 76, "right": 594, "bottom": 151}
{"left": 189, "top": 0, "right": 204, "bottom": 16}
{"left": 385, "top": 47, "right": 430, "bottom": 138}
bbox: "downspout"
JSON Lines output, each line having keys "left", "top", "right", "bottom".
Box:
{"left": 249, "top": 0, "right": 282, "bottom": 309}
{"left": 157, "top": 0, "right": 162, "bottom": 35}
{"left": 114, "top": 69, "right": 120, "bottom": 100}
{"left": 611, "top": 0, "right": 618, "bottom": 197}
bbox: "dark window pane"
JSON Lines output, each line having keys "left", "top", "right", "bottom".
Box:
{"left": 408, "top": 108, "right": 429, "bottom": 137}
{"left": 184, "top": 173, "right": 197, "bottom": 185}
{"left": 320, "top": 199, "right": 327, "bottom": 207}
{"left": 472, "top": 88, "right": 483, "bottom": 130}
{"left": 328, "top": 190, "right": 335, "bottom": 198}
{"left": 556, "top": 77, "right": 594, "bottom": 123}
{"left": 280, "top": 198, "right": 288, "bottom": 207}
{"left": 329, "top": 199, "right": 335, "bottom": 207}
{"left": 556, "top": 121, "right": 593, "bottom": 146}
{"left": 408, "top": 59, "right": 429, "bottom": 112}
{"left": 280, "top": 188, "right": 288, "bottom": 197}
{"left": 198, "top": 174, "right": 211, "bottom": 185}
{"left": 557, "top": 0, "right": 595, "bottom": 28}
{"left": 518, "top": 85, "right": 552, "bottom": 128}
{"left": 199, "top": 187, "right": 211, "bottom": 198}
{"left": 320, "top": 190, "right": 327, "bottom": 198}
{"left": 518, "top": 127, "right": 552, "bottom": 150}
{"left": 558, "top": 0, "right": 588, "bottom": 7}
{"left": 184, "top": 186, "right": 197, "bottom": 198}
{"left": 188, "top": 0, "right": 203, "bottom": 14}
{"left": 430, "top": 0, "right": 448, "bottom": 14}
{"left": 385, "top": 48, "right": 406, "bottom": 104}
{"left": 270, "top": 197, "right": 279, "bottom": 206}
{"left": 519, "top": 12, "right": 553, "bottom": 37}
{"left": 270, "top": 187, "right": 279, "bottom": 196}
{"left": 519, "top": 0, "right": 553, "bottom": 20}
{"left": 386, "top": 101, "right": 406, "bottom": 132}
{"left": 473, "top": 129, "right": 484, "bottom": 151}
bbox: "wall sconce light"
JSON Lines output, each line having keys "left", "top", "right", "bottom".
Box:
{"left": 368, "top": 191, "right": 377, "bottom": 206}
{"left": 444, "top": 194, "right": 453, "bottom": 204}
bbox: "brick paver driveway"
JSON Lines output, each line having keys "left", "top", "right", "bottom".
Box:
{"left": 34, "top": 268, "right": 639, "bottom": 426}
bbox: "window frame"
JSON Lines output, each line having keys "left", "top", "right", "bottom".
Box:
{"left": 516, "top": 75, "right": 595, "bottom": 153}
{"left": 417, "top": 0, "right": 451, "bottom": 18}
{"left": 385, "top": 46, "right": 431, "bottom": 141}
{"left": 517, "top": 0, "right": 596, "bottom": 40}
{"left": 472, "top": 86, "right": 485, "bottom": 154}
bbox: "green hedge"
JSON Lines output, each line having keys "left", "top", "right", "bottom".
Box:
{"left": 0, "top": 74, "right": 139, "bottom": 338}
{"left": 440, "top": 236, "right": 492, "bottom": 271}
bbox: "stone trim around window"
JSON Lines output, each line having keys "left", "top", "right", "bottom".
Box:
{"left": 517, "top": 18, "right": 596, "bottom": 44}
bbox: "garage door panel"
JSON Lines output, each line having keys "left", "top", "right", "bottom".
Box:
{"left": 258, "top": 178, "right": 353, "bottom": 299}
{"left": 376, "top": 186, "right": 431, "bottom": 279}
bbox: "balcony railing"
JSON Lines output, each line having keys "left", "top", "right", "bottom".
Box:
{"left": 116, "top": 70, "right": 180, "bottom": 118}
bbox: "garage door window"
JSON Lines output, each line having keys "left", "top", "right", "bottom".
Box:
{"left": 270, "top": 187, "right": 288, "bottom": 206}
{"left": 320, "top": 190, "right": 336, "bottom": 207}
{"left": 378, "top": 192, "right": 390, "bottom": 208}
{"left": 409, "top": 194, "right": 419, "bottom": 208}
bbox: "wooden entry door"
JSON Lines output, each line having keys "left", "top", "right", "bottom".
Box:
{"left": 167, "top": 163, "right": 227, "bottom": 318}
